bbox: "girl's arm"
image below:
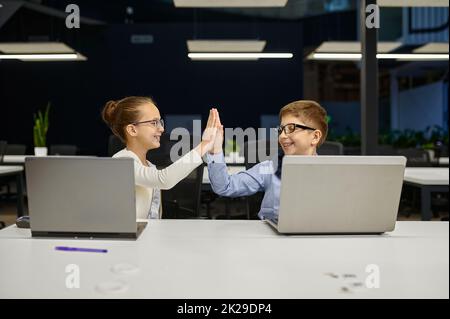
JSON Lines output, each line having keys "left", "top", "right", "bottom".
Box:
{"left": 135, "top": 109, "right": 218, "bottom": 190}
{"left": 134, "top": 148, "right": 203, "bottom": 190}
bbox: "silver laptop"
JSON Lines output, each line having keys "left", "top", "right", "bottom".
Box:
{"left": 267, "top": 156, "right": 407, "bottom": 234}
{"left": 25, "top": 157, "right": 147, "bottom": 239}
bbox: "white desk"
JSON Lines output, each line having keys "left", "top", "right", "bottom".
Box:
{"left": 439, "top": 157, "right": 449, "bottom": 166}
{"left": 404, "top": 168, "right": 449, "bottom": 185}
{"left": 3, "top": 155, "right": 96, "bottom": 165}
{"left": 404, "top": 168, "right": 449, "bottom": 221}
{"left": 0, "top": 220, "right": 448, "bottom": 299}
{"left": 0, "top": 166, "right": 23, "bottom": 175}
{"left": 0, "top": 166, "right": 25, "bottom": 216}
{"left": 2, "top": 155, "right": 26, "bottom": 164}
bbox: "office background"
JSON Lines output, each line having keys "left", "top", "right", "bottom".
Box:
{"left": 0, "top": 0, "right": 448, "bottom": 222}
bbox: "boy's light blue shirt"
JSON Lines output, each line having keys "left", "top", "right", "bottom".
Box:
{"left": 206, "top": 152, "right": 281, "bottom": 221}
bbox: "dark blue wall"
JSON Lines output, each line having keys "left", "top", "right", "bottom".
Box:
{"left": 0, "top": 11, "right": 356, "bottom": 156}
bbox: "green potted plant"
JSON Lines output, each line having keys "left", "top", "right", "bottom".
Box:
{"left": 33, "top": 103, "right": 50, "bottom": 156}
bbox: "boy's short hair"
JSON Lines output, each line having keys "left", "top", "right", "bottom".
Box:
{"left": 279, "top": 100, "right": 328, "bottom": 147}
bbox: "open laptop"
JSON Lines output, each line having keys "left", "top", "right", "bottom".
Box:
{"left": 25, "top": 157, "right": 147, "bottom": 239}
{"left": 267, "top": 156, "right": 407, "bottom": 234}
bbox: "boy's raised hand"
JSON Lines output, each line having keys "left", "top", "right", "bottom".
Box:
{"left": 211, "top": 108, "right": 224, "bottom": 155}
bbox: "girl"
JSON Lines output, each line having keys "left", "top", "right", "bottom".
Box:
{"left": 102, "top": 96, "right": 218, "bottom": 219}
{"left": 207, "top": 100, "right": 328, "bottom": 221}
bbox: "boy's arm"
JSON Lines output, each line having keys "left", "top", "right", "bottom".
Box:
{"left": 206, "top": 152, "right": 266, "bottom": 197}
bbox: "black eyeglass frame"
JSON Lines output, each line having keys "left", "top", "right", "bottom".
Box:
{"left": 276, "top": 123, "right": 316, "bottom": 135}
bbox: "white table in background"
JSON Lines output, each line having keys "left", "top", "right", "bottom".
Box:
{"left": 0, "top": 220, "right": 447, "bottom": 299}
{"left": 0, "top": 166, "right": 25, "bottom": 217}
{"left": 3, "top": 155, "right": 97, "bottom": 165}
{"left": 404, "top": 168, "right": 449, "bottom": 221}
{"left": 439, "top": 157, "right": 449, "bottom": 166}
{"left": 2, "top": 155, "right": 28, "bottom": 165}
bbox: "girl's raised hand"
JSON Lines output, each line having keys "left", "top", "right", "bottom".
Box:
{"left": 198, "top": 108, "right": 218, "bottom": 156}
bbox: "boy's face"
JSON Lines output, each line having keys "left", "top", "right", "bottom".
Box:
{"left": 278, "top": 114, "right": 322, "bottom": 156}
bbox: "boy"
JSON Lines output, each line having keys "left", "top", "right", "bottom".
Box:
{"left": 207, "top": 101, "right": 328, "bottom": 220}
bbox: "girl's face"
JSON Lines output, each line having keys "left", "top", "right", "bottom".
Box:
{"left": 278, "top": 114, "right": 321, "bottom": 156}
{"left": 128, "top": 103, "right": 164, "bottom": 150}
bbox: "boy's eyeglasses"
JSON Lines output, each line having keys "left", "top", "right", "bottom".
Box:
{"left": 276, "top": 123, "right": 316, "bottom": 136}
{"left": 132, "top": 119, "right": 165, "bottom": 129}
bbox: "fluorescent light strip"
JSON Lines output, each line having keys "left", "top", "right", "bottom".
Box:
{"left": 311, "top": 53, "right": 449, "bottom": 61}
{"left": 188, "top": 53, "right": 293, "bottom": 60}
{"left": 377, "top": 53, "right": 449, "bottom": 60}
{"left": 0, "top": 53, "right": 79, "bottom": 60}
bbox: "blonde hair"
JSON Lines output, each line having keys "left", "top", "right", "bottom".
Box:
{"left": 101, "top": 96, "right": 155, "bottom": 142}
{"left": 279, "top": 100, "right": 328, "bottom": 146}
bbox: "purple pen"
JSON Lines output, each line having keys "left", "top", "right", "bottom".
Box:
{"left": 55, "top": 246, "right": 108, "bottom": 253}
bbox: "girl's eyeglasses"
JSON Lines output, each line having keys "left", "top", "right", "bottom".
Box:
{"left": 132, "top": 119, "right": 165, "bottom": 129}
{"left": 276, "top": 123, "right": 316, "bottom": 136}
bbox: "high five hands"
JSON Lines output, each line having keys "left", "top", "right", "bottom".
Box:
{"left": 198, "top": 108, "right": 224, "bottom": 157}
{"left": 211, "top": 108, "right": 224, "bottom": 155}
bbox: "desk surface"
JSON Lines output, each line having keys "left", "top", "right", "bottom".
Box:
{"left": 404, "top": 167, "right": 449, "bottom": 185}
{"left": 0, "top": 165, "right": 23, "bottom": 174}
{"left": 0, "top": 220, "right": 448, "bottom": 299}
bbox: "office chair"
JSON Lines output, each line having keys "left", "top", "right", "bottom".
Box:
{"left": 161, "top": 164, "right": 204, "bottom": 219}
{"left": 260, "top": 115, "right": 279, "bottom": 140}
{"left": 0, "top": 141, "right": 7, "bottom": 229}
{"left": 147, "top": 134, "right": 204, "bottom": 219}
{"left": 396, "top": 148, "right": 431, "bottom": 167}
{"left": 5, "top": 144, "right": 26, "bottom": 155}
{"left": 244, "top": 139, "right": 279, "bottom": 170}
{"left": 0, "top": 141, "right": 6, "bottom": 164}
{"left": 377, "top": 144, "right": 397, "bottom": 156}
{"left": 433, "top": 145, "right": 449, "bottom": 167}
{"left": 108, "top": 135, "right": 125, "bottom": 157}
{"left": 49, "top": 144, "right": 78, "bottom": 156}
{"left": 164, "top": 114, "right": 202, "bottom": 135}
{"left": 317, "top": 141, "right": 344, "bottom": 155}
{"left": 440, "top": 145, "right": 449, "bottom": 158}
{"left": 2, "top": 143, "right": 27, "bottom": 199}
